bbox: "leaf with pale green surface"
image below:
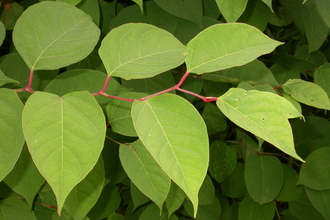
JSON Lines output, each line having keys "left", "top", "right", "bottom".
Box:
{"left": 0, "top": 88, "right": 24, "bottom": 181}
{"left": 56, "top": 0, "right": 81, "bottom": 5}
{"left": 283, "top": 79, "right": 330, "bottom": 110}
{"left": 3, "top": 145, "right": 45, "bottom": 207}
{"left": 64, "top": 157, "right": 105, "bottom": 220}
{"left": 0, "top": 197, "right": 37, "bottom": 220}
{"left": 245, "top": 154, "right": 284, "bottom": 204}
{"left": 315, "top": 62, "right": 330, "bottom": 97}
{"left": 184, "top": 23, "right": 282, "bottom": 74}
{"left": 215, "top": 0, "right": 248, "bottom": 22}
{"left": 131, "top": 93, "right": 209, "bottom": 217}
{"left": 99, "top": 23, "right": 185, "bottom": 80}
{"left": 216, "top": 88, "right": 304, "bottom": 162}
{"left": 119, "top": 140, "right": 171, "bottom": 212}
{"left": 130, "top": 182, "right": 150, "bottom": 210}
{"left": 0, "top": 69, "right": 18, "bottom": 86}
{"left": 22, "top": 91, "right": 106, "bottom": 215}
{"left": 13, "top": 1, "right": 100, "bottom": 70}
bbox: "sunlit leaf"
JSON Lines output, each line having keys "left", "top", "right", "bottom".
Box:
{"left": 56, "top": 0, "right": 81, "bottom": 6}
{"left": 99, "top": 23, "right": 185, "bottom": 80}
{"left": 22, "top": 91, "right": 106, "bottom": 214}
{"left": 13, "top": 1, "right": 100, "bottom": 70}
{"left": 131, "top": 93, "right": 209, "bottom": 217}
{"left": 215, "top": 0, "right": 248, "bottom": 22}
{"left": 184, "top": 23, "right": 282, "bottom": 74}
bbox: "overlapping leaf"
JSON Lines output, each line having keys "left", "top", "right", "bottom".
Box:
{"left": 216, "top": 88, "right": 304, "bottom": 162}
{"left": 22, "top": 91, "right": 106, "bottom": 214}
{"left": 0, "top": 89, "right": 24, "bottom": 181}
{"left": 184, "top": 23, "right": 282, "bottom": 74}
{"left": 215, "top": 0, "right": 248, "bottom": 22}
{"left": 13, "top": 1, "right": 100, "bottom": 70}
{"left": 131, "top": 93, "right": 209, "bottom": 217}
{"left": 99, "top": 23, "right": 185, "bottom": 80}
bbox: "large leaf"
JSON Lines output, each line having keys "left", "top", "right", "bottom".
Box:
{"left": 215, "top": 0, "right": 248, "bottom": 22}
{"left": 13, "top": 1, "right": 100, "bottom": 70}
{"left": 0, "top": 88, "right": 24, "bottom": 181}
{"left": 22, "top": 91, "right": 106, "bottom": 214}
{"left": 120, "top": 140, "right": 171, "bottom": 211}
{"left": 245, "top": 154, "right": 284, "bottom": 204}
{"left": 283, "top": 79, "right": 330, "bottom": 110}
{"left": 216, "top": 88, "right": 304, "bottom": 162}
{"left": 305, "top": 187, "right": 330, "bottom": 220}
{"left": 315, "top": 0, "right": 330, "bottom": 28}
{"left": 238, "top": 195, "right": 275, "bottom": 220}
{"left": 289, "top": 194, "right": 326, "bottom": 220}
{"left": 99, "top": 23, "right": 185, "bottom": 80}
{"left": 131, "top": 93, "right": 209, "bottom": 217}
{"left": 184, "top": 23, "right": 282, "bottom": 74}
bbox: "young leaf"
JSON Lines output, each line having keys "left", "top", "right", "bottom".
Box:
{"left": 99, "top": 23, "right": 185, "bottom": 80}
{"left": 119, "top": 140, "right": 171, "bottom": 212}
{"left": 22, "top": 91, "right": 106, "bottom": 215}
{"left": 282, "top": 79, "right": 330, "bottom": 110}
{"left": 245, "top": 154, "right": 284, "bottom": 205}
{"left": 0, "top": 88, "right": 24, "bottom": 181}
{"left": 184, "top": 23, "right": 283, "bottom": 74}
{"left": 13, "top": 1, "right": 100, "bottom": 70}
{"left": 215, "top": 0, "right": 248, "bottom": 22}
{"left": 216, "top": 88, "right": 304, "bottom": 162}
{"left": 131, "top": 93, "right": 209, "bottom": 217}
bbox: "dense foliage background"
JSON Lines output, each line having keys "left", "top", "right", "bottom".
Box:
{"left": 1, "top": 0, "right": 330, "bottom": 220}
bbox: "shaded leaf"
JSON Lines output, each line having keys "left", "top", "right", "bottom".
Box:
{"left": 99, "top": 23, "right": 185, "bottom": 80}
{"left": 131, "top": 93, "right": 209, "bottom": 217}
{"left": 165, "top": 183, "right": 185, "bottom": 217}
{"left": 215, "top": 0, "right": 248, "bottom": 22}
{"left": 238, "top": 0, "right": 270, "bottom": 31}
{"left": 0, "top": 2, "right": 23, "bottom": 30}
{"left": 0, "top": 88, "right": 24, "bottom": 181}
{"left": 0, "top": 69, "right": 18, "bottom": 87}
{"left": 216, "top": 88, "right": 304, "bottom": 161}
{"left": 221, "top": 163, "right": 247, "bottom": 198}
{"left": 77, "top": 0, "right": 100, "bottom": 26}
{"left": 13, "top": 1, "right": 100, "bottom": 70}
{"left": 270, "top": 64, "right": 300, "bottom": 85}
{"left": 238, "top": 195, "right": 275, "bottom": 220}
{"left": 131, "top": 0, "right": 143, "bottom": 13}
{"left": 22, "top": 91, "right": 106, "bottom": 214}
{"left": 0, "top": 21, "right": 5, "bottom": 46}
{"left": 130, "top": 182, "right": 150, "bottom": 211}
{"left": 183, "top": 196, "right": 221, "bottom": 220}
{"left": 315, "top": 0, "right": 330, "bottom": 28}
{"left": 201, "top": 103, "right": 227, "bottom": 136}
{"left": 119, "top": 140, "right": 171, "bottom": 211}
{"left": 315, "top": 62, "right": 330, "bottom": 97}
{"left": 184, "top": 23, "right": 282, "bottom": 74}
{"left": 57, "top": 0, "right": 82, "bottom": 6}
{"left": 305, "top": 187, "right": 330, "bottom": 220}
{"left": 289, "top": 194, "right": 326, "bottom": 220}
{"left": 0, "top": 197, "right": 36, "bottom": 220}
{"left": 261, "top": 0, "right": 273, "bottom": 11}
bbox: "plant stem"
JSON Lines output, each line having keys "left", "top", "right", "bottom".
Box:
{"left": 21, "top": 69, "right": 35, "bottom": 93}
{"left": 177, "top": 88, "right": 218, "bottom": 102}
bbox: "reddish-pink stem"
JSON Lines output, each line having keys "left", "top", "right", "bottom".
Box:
{"left": 273, "top": 85, "right": 283, "bottom": 90}
{"left": 177, "top": 88, "right": 218, "bottom": 102}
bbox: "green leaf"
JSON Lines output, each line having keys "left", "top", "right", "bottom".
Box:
{"left": 130, "top": 182, "right": 150, "bottom": 210}
{"left": 56, "top": 0, "right": 82, "bottom": 6}
{"left": 298, "top": 147, "right": 330, "bottom": 190}
{"left": 165, "top": 183, "right": 185, "bottom": 217}
{"left": 203, "top": 0, "right": 221, "bottom": 19}
{"left": 221, "top": 163, "right": 247, "bottom": 198}
{"left": 0, "top": 69, "right": 19, "bottom": 86}
{"left": 99, "top": 23, "right": 185, "bottom": 80}
{"left": 215, "top": 0, "right": 248, "bottom": 22}
{"left": 184, "top": 23, "right": 282, "bottom": 74}
{"left": 183, "top": 196, "right": 221, "bottom": 220}
{"left": 77, "top": 0, "right": 100, "bottom": 26}
{"left": 238, "top": 0, "right": 270, "bottom": 31}
{"left": 64, "top": 157, "right": 105, "bottom": 220}
{"left": 139, "top": 204, "right": 177, "bottom": 220}
{"left": 119, "top": 140, "right": 171, "bottom": 211}
{"left": 245, "top": 154, "right": 284, "bottom": 204}
{"left": 0, "top": 2, "right": 23, "bottom": 30}
{"left": 238, "top": 195, "right": 275, "bottom": 220}
{"left": 201, "top": 103, "right": 227, "bottom": 136}
{"left": 131, "top": 93, "right": 209, "bottom": 217}
{"left": 107, "top": 213, "right": 124, "bottom": 220}
{"left": 131, "top": 0, "right": 143, "bottom": 13}
{"left": 289, "top": 194, "right": 326, "bottom": 220}
{"left": 270, "top": 64, "right": 300, "bottom": 85}
{"left": 216, "top": 88, "right": 304, "bottom": 162}
{"left": 0, "top": 21, "right": 5, "bottom": 46}
{"left": 209, "top": 141, "right": 237, "bottom": 183}
{"left": 315, "top": 0, "right": 330, "bottom": 28}
{"left": 22, "top": 91, "right": 106, "bottom": 214}
{"left": 283, "top": 79, "right": 330, "bottom": 110}
{"left": 315, "top": 62, "right": 330, "bottom": 97}
{"left": 0, "top": 88, "right": 24, "bottom": 181}
{"left": 13, "top": 1, "right": 100, "bottom": 70}
{"left": 3, "top": 145, "right": 45, "bottom": 207}
{"left": 305, "top": 187, "right": 330, "bottom": 220}
{"left": 201, "top": 59, "right": 279, "bottom": 86}
{"left": 261, "top": 0, "right": 273, "bottom": 12}
{"left": 154, "top": 0, "right": 203, "bottom": 27}
{"left": 0, "top": 197, "right": 36, "bottom": 220}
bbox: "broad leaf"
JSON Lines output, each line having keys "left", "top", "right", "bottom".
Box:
{"left": 261, "top": 0, "right": 273, "bottom": 11}
{"left": 245, "top": 154, "right": 284, "bottom": 204}
{"left": 305, "top": 187, "right": 330, "bottom": 220}
{"left": 165, "top": 183, "right": 185, "bottom": 217}
{"left": 131, "top": 0, "right": 143, "bottom": 13}
{"left": 131, "top": 93, "right": 209, "bottom": 217}
{"left": 216, "top": 88, "right": 304, "bottom": 162}
{"left": 57, "top": 0, "right": 81, "bottom": 6}
{"left": 184, "top": 23, "right": 282, "bottom": 74}
{"left": 0, "top": 69, "right": 18, "bottom": 87}
{"left": 130, "top": 182, "right": 150, "bottom": 210}
{"left": 77, "top": 0, "right": 100, "bottom": 26}
{"left": 315, "top": 0, "right": 330, "bottom": 28}
{"left": 119, "top": 140, "right": 171, "bottom": 211}
{"left": 0, "top": 197, "right": 36, "bottom": 220}
{"left": 99, "top": 23, "right": 185, "bottom": 80}
{"left": 215, "top": 0, "right": 248, "bottom": 22}
{"left": 298, "top": 147, "right": 330, "bottom": 190}
{"left": 0, "top": 88, "right": 24, "bottom": 181}
{"left": 283, "top": 79, "right": 330, "bottom": 110}
{"left": 221, "top": 163, "right": 247, "bottom": 198}
{"left": 22, "top": 91, "right": 106, "bottom": 214}
{"left": 13, "top": 1, "right": 100, "bottom": 70}
{"left": 289, "top": 194, "right": 326, "bottom": 220}
{"left": 183, "top": 196, "right": 221, "bottom": 220}
{"left": 314, "top": 62, "right": 330, "bottom": 97}
{"left": 238, "top": 195, "right": 275, "bottom": 220}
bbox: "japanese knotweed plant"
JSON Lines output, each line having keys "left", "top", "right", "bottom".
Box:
{"left": 1, "top": 1, "right": 330, "bottom": 220}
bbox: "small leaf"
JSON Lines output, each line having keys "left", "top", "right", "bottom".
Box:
{"left": 131, "top": 0, "right": 143, "bottom": 13}
{"left": 0, "top": 21, "right": 5, "bottom": 46}
{"left": 215, "top": 0, "right": 248, "bottom": 22}
{"left": 99, "top": 23, "right": 185, "bottom": 80}
{"left": 298, "top": 147, "right": 330, "bottom": 190}
{"left": 0, "top": 197, "right": 37, "bottom": 220}
{"left": 283, "top": 79, "right": 330, "bottom": 110}
{"left": 13, "top": 1, "right": 100, "bottom": 70}
{"left": 261, "top": 0, "right": 273, "bottom": 11}
{"left": 22, "top": 91, "right": 106, "bottom": 214}
{"left": 245, "top": 154, "right": 284, "bottom": 204}
{"left": 184, "top": 23, "right": 283, "bottom": 74}
{"left": 238, "top": 195, "right": 275, "bottom": 220}
{"left": 131, "top": 93, "right": 209, "bottom": 217}
{"left": 216, "top": 88, "right": 304, "bottom": 162}
{"left": 119, "top": 140, "right": 171, "bottom": 211}
{"left": 0, "top": 69, "right": 18, "bottom": 87}
{"left": 0, "top": 88, "right": 24, "bottom": 181}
